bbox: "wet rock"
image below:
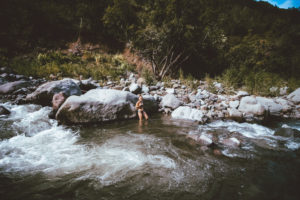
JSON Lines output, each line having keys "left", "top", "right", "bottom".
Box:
{"left": 161, "top": 94, "right": 182, "bottom": 110}
{"left": 221, "top": 137, "right": 241, "bottom": 148}
{"left": 26, "top": 78, "right": 82, "bottom": 106}
{"left": 129, "top": 83, "right": 141, "bottom": 94}
{"left": 172, "top": 106, "right": 207, "bottom": 123}
{"left": 0, "top": 105, "right": 10, "bottom": 115}
{"left": 0, "top": 80, "right": 31, "bottom": 94}
{"left": 287, "top": 88, "right": 300, "bottom": 104}
{"left": 238, "top": 96, "right": 265, "bottom": 116}
{"left": 56, "top": 89, "right": 138, "bottom": 124}
{"left": 274, "top": 128, "right": 300, "bottom": 138}
{"left": 13, "top": 95, "right": 27, "bottom": 105}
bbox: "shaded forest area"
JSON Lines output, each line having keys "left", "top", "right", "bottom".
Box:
{"left": 1, "top": 0, "right": 300, "bottom": 92}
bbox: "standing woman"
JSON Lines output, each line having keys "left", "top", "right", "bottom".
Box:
{"left": 135, "top": 94, "right": 149, "bottom": 120}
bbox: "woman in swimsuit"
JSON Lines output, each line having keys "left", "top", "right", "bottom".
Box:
{"left": 135, "top": 94, "right": 149, "bottom": 120}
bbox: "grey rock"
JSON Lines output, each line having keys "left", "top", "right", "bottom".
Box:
{"left": 142, "top": 85, "right": 149, "bottom": 94}
{"left": 256, "top": 97, "right": 283, "bottom": 116}
{"left": 172, "top": 106, "right": 206, "bottom": 123}
{"left": 161, "top": 94, "right": 182, "bottom": 109}
{"left": 229, "top": 100, "right": 240, "bottom": 109}
{"left": 78, "top": 78, "right": 99, "bottom": 91}
{"left": 279, "top": 87, "right": 288, "bottom": 96}
{"left": 166, "top": 88, "right": 175, "bottom": 94}
{"left": 274, "top": 128, "right": 300, "bottom": 138}
{"left": 287, "top": 88, "right": 300, "bottom": 104}
{"left": 56, "top": 89, "right": 158, "bottom": 124}
{"left": 129, "top": 83, "right": 141, "bottom": 94}
{"left": 228, "top": 108, "right": 243, "bottom": 120}
{"left": 0, "top": 105, "right": 10, "bottom": 115}
{"left": 26, "top": 78, "right": 82, "bottom": 106}
{"left": 0, "top": 80, "right": 31, "bottom": 94}
{"left": 238, "top": 96, "right": 265, "bottom": 116}
{"left": 149, "top": 86, "right": 158, "bottom": 91}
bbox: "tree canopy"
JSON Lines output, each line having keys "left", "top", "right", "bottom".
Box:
{"left": 1, "top": 0, "right": 300, "bottom": 81}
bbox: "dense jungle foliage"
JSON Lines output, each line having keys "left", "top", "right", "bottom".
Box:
{"left": 1, "top": 0, "right": 300, "bottom": 93}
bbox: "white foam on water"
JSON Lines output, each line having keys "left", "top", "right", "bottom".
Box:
{"left": 282, "top": 123, "right": 300, "bottom": 131}
{"left": 199, "top": 120, "right": 275, "bottom": 138}
{"left": 0, "top": 104, "right": 176, "bottom": 186}
{"left": 285, "top": 141, "right": 300, "bottom": 150}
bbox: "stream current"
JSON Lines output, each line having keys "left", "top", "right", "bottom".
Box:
{"left": 0, "top": 102, "right": 300, "bottom": 200}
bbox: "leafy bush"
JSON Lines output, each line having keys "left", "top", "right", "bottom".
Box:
{"left": 142, "top": 68, "right": 155, "bottom": 86}
{"left": 9, "top": 52, "right": 136, "bottom": 81}
{"left": 220, "top": 66, "right": 288, "bottom": 96}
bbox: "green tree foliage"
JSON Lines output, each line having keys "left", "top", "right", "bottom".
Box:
{"left": 1, "top": 0, "right": 300, "bottom": 88}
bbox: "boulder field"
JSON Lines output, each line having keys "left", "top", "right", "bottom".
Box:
{"left": 1, "top": 71, "right": 300, "bottom": 124}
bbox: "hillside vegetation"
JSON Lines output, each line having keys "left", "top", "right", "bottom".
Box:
{"left": 1, "top": 0, "right": 300, "bottom": 95}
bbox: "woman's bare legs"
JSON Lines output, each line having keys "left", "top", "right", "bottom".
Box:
{"left": 143, "top": 111, "right": 149, "bottom": 120}
{"left": 138, "top": 110, "right": 143, "bottom": 120}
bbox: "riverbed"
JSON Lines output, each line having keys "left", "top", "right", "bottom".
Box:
{"left": 0, "top": 102, "right": 300, "bottom": 200}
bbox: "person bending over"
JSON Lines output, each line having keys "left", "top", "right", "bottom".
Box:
{"left": 135, "top": 94, "right": 149, "bottom": 120}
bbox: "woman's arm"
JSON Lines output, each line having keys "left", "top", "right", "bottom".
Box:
{"left": 135, "top": 101, "right": 140, "bottom": 109}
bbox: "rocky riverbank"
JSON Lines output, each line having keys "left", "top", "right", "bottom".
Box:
{"left": 1, "top": 67, "right": 300, "bottom": 126}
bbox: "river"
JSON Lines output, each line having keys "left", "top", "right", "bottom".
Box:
{"left": 0, "top": 102, "right": 300, "bottom": 200}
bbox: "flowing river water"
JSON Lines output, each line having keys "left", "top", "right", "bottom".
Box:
{"left": 0, "top": 102, "right": 300, "bottom": 200}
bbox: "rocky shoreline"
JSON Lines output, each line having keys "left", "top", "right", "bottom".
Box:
{"left": 1, "top": 67, "right": 300, "bottom": 125}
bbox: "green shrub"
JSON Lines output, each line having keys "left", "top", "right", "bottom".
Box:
{"left": 142, "top": 68, "right": 155, "bottom": 85}
{"left": 9, "top": 52, "right": 136, "bottom": 81}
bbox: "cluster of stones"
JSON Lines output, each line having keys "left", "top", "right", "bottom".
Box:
{"left": 1, "top": 69, "right": 300, "bottom": 126}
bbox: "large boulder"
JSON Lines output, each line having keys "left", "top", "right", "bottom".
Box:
{"left": 0, "top": 80, "right": 30, "bottom": 94}
{"left": 256, "top": 97, "right": 283, "bottom": 116}
{"left": 172, "top": 106, "right": 206, "bottom": 123}
{"left": 26, "top": 79, "right": 81, "bottom": 106}
{"left": 142, "top": 94, "right": 159, "bottom": 113}
{"left": 56, "top": 89, "right": 158, "bottom": 124}
{"left": 161, "top": 94, "right": 182, "bottom": 110}
{"left": 0, "top": 105, "right": 10, "bottom": 115}
{"left": 274, "top": 128, "right": 300, "bottom": 138}
{"left": 238, "top": 96, "right": 265, "bottom": 116}
{"left": 287, "top": 88, "right": 300, "bottom": 104}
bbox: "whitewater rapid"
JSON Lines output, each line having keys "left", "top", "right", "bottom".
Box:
{"left": 0, "top": 103, "right": 177, "bottom": 186}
